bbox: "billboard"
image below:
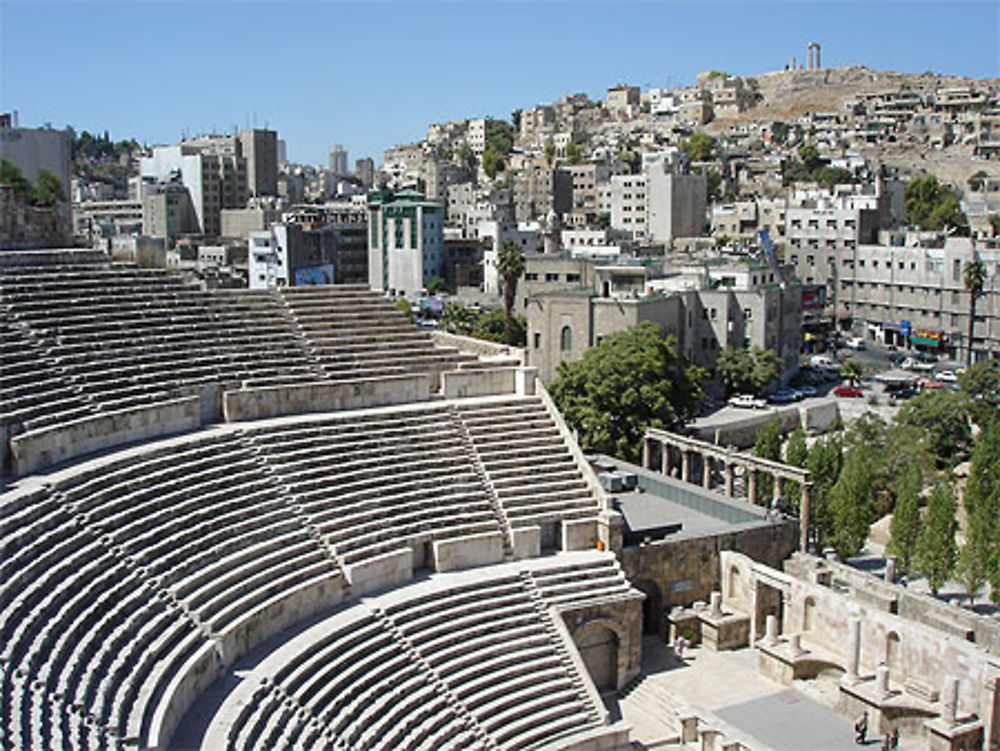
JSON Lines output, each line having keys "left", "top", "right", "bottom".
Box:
{"left": 910, "top": 328, "right": 942, "bottom": 347}
{"left": 802, "top": 287, "right": 826, "bottom": 310}
{"left": 293, "top": 264, "right": 334, "bottom": 286}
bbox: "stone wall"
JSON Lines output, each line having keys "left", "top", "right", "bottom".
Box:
{"left": 559, "top": 597, "right": 644, "bottom": 693}
{"left": 431, "top": 330, "right": 525, "bottom": 362}
{"left": 441, "top": 367, "right": 517, "bottom": 398}
{"left": 222, "top": 375, "right": 431, "bottom": 422}
{"left": 689, "top": 401, "right": 841, "bottom": 448}
{"left": 10, "top": 396, "right": 202, "bottom": 476}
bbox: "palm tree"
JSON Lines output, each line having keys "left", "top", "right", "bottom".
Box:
{"left": 840, "top": 358, "right": 863, "bottom": 387}
{"left": 496, "top": 240, "right": 525, "bottom": 345}
{"left": 964, "top": 258, "right": 987, "bottom": 368}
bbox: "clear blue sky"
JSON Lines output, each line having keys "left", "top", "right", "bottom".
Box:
{"left": 2, "top": 1, "right": 998, "bottom": 167}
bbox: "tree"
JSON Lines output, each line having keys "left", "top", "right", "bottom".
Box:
{"left": 806, "top": 434, "right": 844, "bottom": 550}
{"left": 754, "top": 418, "right": 783, "bottom": 502}
{"left": 472, "top": 308, "right": 526, "bottom": 347}
{"left": 783, "top": 426, "right": 809, "bottom": 514}
{"left": 548, "top": 322, "right": 707, "bottom": 462}
{"left": 963, "top": 259, "right": 987, "bottom": 368}
{"left": 681, "top": 132, "right": 717, "bottom": 162}
{"left": 798, "top": 144, "right": 824, "bottom": 173}
{"left": 704, "top": 168, "right": 723, "bottom": 202}
{"left": 564, "top": 142, "right": 584, "bottom": 165}
{"left": 544, "top": 139, "right": 556, "bottom": 166}
{"left": 511, "top": 109, "right": 523, "bottom": 132}
{"left": 897, "top": 390, "right": 972, "bottom": 466}
{"left": 967, "top": 170, "right": 988, "bottom": 192}
{"left": 0, "top": 158, "right": 32, "bottom": 199}
{"left": 904, "top": 174, "right": 968, "bottom": 234}
{"left": 957, "top": 420, "right": 1000, "bottom": 602}
{"left": 484, "top": 119, "right": 514, "bottom": 157}
{"left": 887, "top": 460, "right": 922, "bottom": 577}
{"left": 394, "top": 298, "right": 413, "bottom": 322}
{"left": 441, "top": 301, "right": 476, "bottom": 336}
{"left": 426, "top": 276, "right": 446, "bottom": 295}
{"left": 839, "top": 358, "right": 864, "bottom": 386}
{"left": 715, "top": 346, "right": 781, "bottom": 395}
{"left": 482, "top": 146, "right": 505, "bottom": 179}
{"left": 828, "top": 447, "right": 874, "bottom": 559}
{"left": 496, "top": 240, "right": 525, "bottom": 346}
{"left": 914, "top": 481, "right": 958, "bottom": 596}
{"left": 815, "top": 166, "right": 855, "bottom": 189}
{"left": 958, "top": 358, "right": 1000, "bottom": 427}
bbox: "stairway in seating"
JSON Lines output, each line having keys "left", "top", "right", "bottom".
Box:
{"left": 617, "top": 674, "right": 684, "bottom": 744}
{"left": 519, "top": 571, "right": 603, "bottom": 728}
{"left": 447, "top": 405, "right": 516, "bottom": 561}
{"left": 367, "top": 606, "right": 496, "bottom": 750}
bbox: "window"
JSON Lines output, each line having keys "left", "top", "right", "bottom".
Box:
{"left": 534, "top": 332, "right": 541, "bottom": 349}
{"left": 545, "top": 273, "right": 559, "bottom": 282}
{"left": 525, "top": 272, "right": 539, "bottom": 281}
{"left": 744, "top": 308, "right": 752, "bottom": 320}
{"left": 560, "top": 326, "right": 572, "bottom": 351}
{"left": 566, "top": 273, "right": 581, "bottom": 283}
{"left": 710, "top": 308, "right": 717, "bottom": 320}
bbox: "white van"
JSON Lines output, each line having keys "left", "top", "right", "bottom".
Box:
{"left": 809, "top": 354, "right": 836, "bottom": 369}
{"left": 845, "top": 337, "right": 866, "bottom": 350}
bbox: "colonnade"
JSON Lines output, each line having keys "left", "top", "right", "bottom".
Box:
{"left": 642, "top": 428, "right": 813, "bottom": 552}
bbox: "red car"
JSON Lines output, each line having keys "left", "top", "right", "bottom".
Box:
{"left": 834, "top": 384, "right": 864, "bottom": 398}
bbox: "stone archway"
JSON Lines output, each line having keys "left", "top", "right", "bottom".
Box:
{"left": 573, "top": 622, "right": 620, "bottom": 692}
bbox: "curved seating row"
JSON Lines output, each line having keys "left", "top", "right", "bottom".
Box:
{"left": 212, "top": 555, "right": 622, "bottom": 751}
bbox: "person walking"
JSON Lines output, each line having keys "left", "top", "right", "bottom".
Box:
{"left": 854, "top": 711, "right": 868, "bottom": 744}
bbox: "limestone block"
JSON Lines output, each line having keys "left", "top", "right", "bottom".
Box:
{"left": 511, "top": 526, "right": 541, "bottom": 560}
{"left": 563, "top": 518, "right": 599, "bottom": 552}
{"left": 344, "top": 548, "right": 413, "bottom": 595}
{"left": 432, "top": 531, "right": 504, "bottom": 573}
{"left": 516, "top": 366, "right": 538, "bottom": 396}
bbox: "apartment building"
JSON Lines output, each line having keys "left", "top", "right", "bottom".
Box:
{"left": 0, "top": 117, "right": 72, "bottom": 199}
{"left": 240, "top": 128, "right": 278, "bottom": 197}
{"left": 610, "top": 161, "right": 706, "bottom": 244}
{"left": 367, "top": 189, "right": 445, "bottom": 296}
{"left": 842, "top": 233, "right": 999, "bottom": 362}
{"left": 513, "top": 165, "right": 572, "bottom": 223}
{"left": 141, "top": 182, "right": 193, "bottom": 247}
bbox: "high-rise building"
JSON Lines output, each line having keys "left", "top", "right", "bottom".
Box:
{"left": 0, "top": 115, "right": 72, "bottom": 199}
{"left": 355, "top": 157, "right": 374, "bottom": 190}
{"left": 367, "top": 189, "right": 444, "bottom": 296}
{"left": 329, "top": 145, "right": 348, "bottom": 177}
{"left": 239, "top": 128, "right": 278, "bottom": 197}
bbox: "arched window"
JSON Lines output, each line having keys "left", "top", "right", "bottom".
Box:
{"left": 560, "top": 325, "right": 572, "bottom": 352}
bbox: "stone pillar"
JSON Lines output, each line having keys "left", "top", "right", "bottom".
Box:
{"left": 884, "top": 557, "right": 896, "bottom": 583}
{"left": 724, "top": 463, "right": 735, "bottom": 497}
{"left": 748, "top": 469, "right": 758, "bottom": 505}
{"left": 846, "top": 617, "right": 861, "bottom": 678}
{"left": 808, "top": 43, "right": 814, "bottom": 71}
{"left": 773, "top": 475, "right": 784, "bottom": 504}
{"left": 681, "top": 451, "right": 691, "bottom": 483}
{"left": 661, "top": 442, "right": 669, "bottom": 476}
{"left": 815, "top": 43, "right": 821, "bottom": 69}
{"left": 642, "top": 437, "right": 650, "bottom": 469}
{"left": 941, "top": 676, "right": 960, "bottom": 726}
{"left": 702, "top": 455, "right": 712, "bottom": 489}
{"left": 800, "top": 484, "right": 812, "bottom": 552}
{"left": 764, "top": 614, "right": 778, "bottom": 645}
{"left": 876, "top": 663, "right": 890, "bottom": 698}
{"left": 789, "top": 633, "right": 804, "bottom": 657}
{"left": 710, "top": 591, "right": 722, "bottom": 617}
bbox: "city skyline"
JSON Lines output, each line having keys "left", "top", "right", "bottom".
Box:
{"left": 2, "top": 0, "right": 998, "bottom": 167}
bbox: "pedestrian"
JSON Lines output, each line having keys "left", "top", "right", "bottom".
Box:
{"left": 890, "top": 728, "right": 899, "bottom": 749}
{"left": 854, "top": 710, "right": 868, "bottom": 745}
{"left": 674, "top": 634, "right": 686, "bottom": 661}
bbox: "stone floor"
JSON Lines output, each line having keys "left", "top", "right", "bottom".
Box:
{"left": 612, "top": 637, "right": 921, "bottom": 750}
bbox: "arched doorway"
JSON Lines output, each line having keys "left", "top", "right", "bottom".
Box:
{"left": 633, "top": 579, "right": 663, "bottom": 635}
{"left": 885, "top": 632, "right": 901, "bottom": 672}
{"left": 574, "top": 624, "right": 619, "bottom": 692}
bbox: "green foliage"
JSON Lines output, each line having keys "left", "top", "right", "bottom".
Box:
{"left": 594, "top": 212, "right": 611, "bottom": 230}
{"left": 394, "top": 298, "right": 413, "bottom": 322}
{"left": 564, "top": 142, "right": 584, "bottom": 165}
{"left": 896, "top": 389, "right": 972, "bottom": 466}
{"left": 549, "top": 322, "right": 708, "bottom": 462}
{"left": 426, "top": 276, "right": 446, "bottom": 295}
{"left": 681, "top": 132, "right": 717, "bottom": 162}
{"left": 964, "top": 259, "right": 988, "bottom": 368}
{"left": 482, "top": 146, "right": 505, "bottom": 179}
{"left": 457, "top": 143, "right": 474, "bottom": 167}
{"left": 958, "top": 420, "right": 1000, "bottom": 599}
{"left": 914, "top": 481, "right": 958, "bottom": 596}
{"left": 887, "top": 461, "right": 922, "bottom": 576}
{"left": 704, "top": 168, "right": 723, "bottom": 202}
{"left": 828, "top": 447, "right": 874, "bottom": 559}
{"left": 783, "top": 426, "right": 809, "bottom": 513}
{"left": 0, "top": 159, "right": 32, "bottom": 198}
{"left": 904, "top": 174, "right": 969, "bottom": 234}
{"left": 715, "top": 346, "right": 782, "bottom": 395}
{"left": 798, "top": 144, "right": 823, "bottom": 173}
{"left": 958, "top": 359, "right": 1000, "bottom": 427}
{"left": 497, "top": 240, "right": 525, "bottom": 346}
{"left": 806, "top": 433, "right": 844, "bottom": 550}
{"left": 472, "top": 308, "right": 526, "bottom": 346}
{"left": 754, "top": 418, "right": 782, "bottom": 502}
{"left": 484, "top": 119, "right": 514, "bottom": 157}
{"left": 967, "top": 170, "right": 988, "bottom": 191}
{"left": 544, "top": 139, "right": 556, "bottom": 166}
{"left": 771, "top": 121, "right": 790, "bottom": 144}
{"left": 989, "top": 214, "right": 1000, "bottom": 235}
{"left": 441, "top": 301, "right": 476, "bottom": 335}
{"left": 839, "top": 358, "right": 863, "bottom": 386}
{"left": 511, "top": 109, "right": 523, "bottom": 131}
{"left": 815, "top": 166, "right": 855, "bottom": 188}
{"left": 31, "top": 169, "right": 66, "bottom": 207}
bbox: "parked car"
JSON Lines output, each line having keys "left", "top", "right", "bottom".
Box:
{"left": 935, "top": 369, "right": 958, "bottom": 383}
{"left": 901, "top": 357, "right": 935, "bottom": 372}
{"left": 795, "top": 384, "right": 817, "bottom": 398}
{"left": 834, "top": 384, "right": 864, "bottom": 398}
{"left": 845, "top": 337, "right": 867, "bottom": 350}
{"left": 728, "top": 394, "right": 767, "bottom": 409}
{"left": 768, "top": 389, "right": 799, "bottom": 404}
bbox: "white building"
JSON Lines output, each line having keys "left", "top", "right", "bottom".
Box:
{"left": 367, "top": 190, "right": 445, "bottom": 297}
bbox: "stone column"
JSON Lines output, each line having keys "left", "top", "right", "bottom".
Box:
{"left": 748, "top": 469, "right": 758, "bottom": 505}
{"left": 876, "top": 663, "right": 890, "bottom": 698}
{"left": 681, "top": 451, "right": 691, "bottom": 483}
{"left": 941, "top": 676, "right": 960, "bottom": 726}
{"left": 724, "top": 463, "right": 735, "bottom": 497}
{"left": 702, "top": 455, "right": 713, "bottom": 489}
{"left": 789, "top": 633, "right": 805, "bottom": 657}
{"left": 773, "top": 476, "right": 784, "bottom": 504}
{"left": 846, "top": 617, "right": 861, "bottom": 678}
{"left": 764, "top": 614, "right": 778, "bottom": 645}
{"left": 642, "top": 437, "right": 650, "bottom": 469}
{"left": 661, "top": 442, "right": 669, "bottom": 476}
{"left": 884, "top": 556, "right": 896, "bottom": 584}
{"left": 800, "top": 483, "right": 812, "bottom": 553}
{"left": 710, "top": 591, "right": 722, "bottom": 617}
